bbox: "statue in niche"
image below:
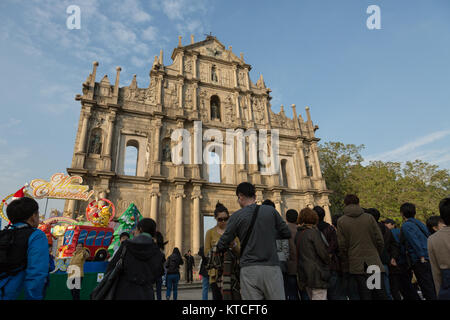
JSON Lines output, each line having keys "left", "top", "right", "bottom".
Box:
{"left": 210, "top": 96, "right": 220, "bottom": 120}
{"left": 88, "top": 130, "right": 102, "bottom": 155}
{"left": 303, "top": 146, "right": 314, "bottom": 177}
{"left": 211, "top": 65, "right": 218, "bottom": 82}
{"left": 162, "top": 140, "right": 172, "bottom": 162}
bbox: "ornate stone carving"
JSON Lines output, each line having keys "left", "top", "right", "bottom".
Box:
{"left": 164, "top": 81, "right": 178, "bottom": 108}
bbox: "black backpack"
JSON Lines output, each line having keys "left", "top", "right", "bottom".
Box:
{"left": 0, "top": 224, "right": 35, "bottom": 280}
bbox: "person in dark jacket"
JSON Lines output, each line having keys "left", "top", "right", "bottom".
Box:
{"left": 366, "top": 208, "right": 399, "bottom": 300}
{"left": 337, "top": 195, "right": 388, "bottom": 300}
{"left": 314, "top": 206, "right": 344, "bottom": 300}
{"left": 383, "top": 219, "right": 421, "bottom": 300}
{"left": 154, "top": 231, "right": 167, "bottom": 300}
{"left": 106, "top": 218, "right": 165, "bottom": 300}
{"left": 184, "top": 250, "right": 195, "bottom": 283}
{"left": 198, "top": 246, "right": 209, "bottom": 300}
{"left": 0, "top": 197, "right": 49, "bottom": 300}
{"left": 400, "top": 202, "right": 437, "bottom": 300}
{"left": 165, "top": 247, "right": 183, "bottom": 300}
{"left": 296, "top": 208, "right": 331, "bottom": 300}
{"left": 285, "top": 209, "right": 299, "bottom": 300}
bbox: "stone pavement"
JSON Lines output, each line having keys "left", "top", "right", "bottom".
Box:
{"left": 157, "top": 281, "right": 212, "bottom": 300}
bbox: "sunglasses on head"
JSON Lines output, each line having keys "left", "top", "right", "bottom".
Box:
{"left": 217, "top": 217, "right": 229, "bottom": 222}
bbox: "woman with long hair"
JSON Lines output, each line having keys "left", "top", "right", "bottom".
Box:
{"left": 165, "top": 247, "right": 183, "bottom": 300}
{"left": 204, "top": 202, "right": 240, "bottom": 300}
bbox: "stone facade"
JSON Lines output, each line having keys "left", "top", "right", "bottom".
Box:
{"left": 65, "top": 35, "right": 331, "bottom": 256}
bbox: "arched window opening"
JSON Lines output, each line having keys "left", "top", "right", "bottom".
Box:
{"left": 124, "top": 140, "right": 139, "bottom": 176}
{"left": 206, "top": 145, "right": 221, "bottom": 183}
{"left": 281, "top": 159, "right": 288, "bottom": 187}
{"left": 88, "top": 128, "right": 103, "bottom": 155}
{"left": 210, "top": 95, "right": 221, "bottom": 120}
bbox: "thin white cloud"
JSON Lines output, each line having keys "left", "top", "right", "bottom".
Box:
{"left": 365, "top": 130, "right": 450, "bottom": 168}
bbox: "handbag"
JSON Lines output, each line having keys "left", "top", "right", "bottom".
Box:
{"left": 90, "top": 244, "right": 127, "bottom": 300}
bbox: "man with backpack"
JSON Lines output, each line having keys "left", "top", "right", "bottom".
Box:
{"left": 400, "top": 202, "right": 437, "bottom": 300}
{"left": 0, "top": 197, "right": 49, "bottom": 300}
{"left": 216, "top": 182, "right": 291, "bottom": 300}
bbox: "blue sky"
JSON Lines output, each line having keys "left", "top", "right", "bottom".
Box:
{"left": 1, "top": 0, "right": 449, "bottom": 225}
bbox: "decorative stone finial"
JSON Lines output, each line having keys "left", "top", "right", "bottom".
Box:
{"left": 178, "top": 36, "right": 182, "bottom": 47}
{"left": 190, "top": 34, "right": 194, "bottom": 44}
{"left": 240, "top": 52, "right": 244, "bottom": 60}
{"left": 116, "top": 66, "right": 121, "bottom": 72}
{"left": 159, "top": 49, "right": 163, "bottom": 65}
{"left": 229, "top": 46, "right": 232, "bottom": 51}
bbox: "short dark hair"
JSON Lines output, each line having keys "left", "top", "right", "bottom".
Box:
{"left": 262, "top": 199, "right": 275, "bottom": 208}
{"left": 382, "top": 218, "right": 396, "bottom": 226}
{"left": 344, "top": 194, "right": 359, "bottom": 206}
{"left": 313, "top": 206, "right": 326, "bottom": 221}
{"left": 236, "top": 182, "right": 256, "bottom": 198}
{"left": 137, "top": 218, "right": 157, "bottom": 237}
{"left": 366, "top": 208, "right": 381, "bottom": 222}
{"left": 120, "top": 232, "right": 130, "bottom": 239}
{"left": 439, "top": 198, "right": 450, "bottom": 225}
{"left": 400, "top": 202, "right": 416, "bottom": 219}
{"left": 332, "top": 213, "right": 343, "bottom": 228}
{"left": 426, "top": 215, "right": 444, "bottom": 234}
{"left": 214, "top": 202, "right": 229, "bottom": 218}
{"left": 6, "top": 197, "right": 39, "bottom": 224}
{"left": 286, "top": 209, "right": 298, "bottom": 223}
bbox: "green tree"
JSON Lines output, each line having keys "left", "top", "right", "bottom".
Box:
{"left": 318, "top": 142, "right": 364, "bottom": 214}
{"left": 318, "top": 142, "right": 450, "bottom": 224}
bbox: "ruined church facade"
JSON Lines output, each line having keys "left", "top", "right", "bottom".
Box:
{"left": 64, "top": 35, "right": 331, "bottom": 255}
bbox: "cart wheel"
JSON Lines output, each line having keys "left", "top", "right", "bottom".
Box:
{"left": 94, "top": 249, "right": 108, "bottom": 261}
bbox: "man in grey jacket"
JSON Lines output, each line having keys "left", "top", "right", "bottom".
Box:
{"left": 217, "top": 182, "right": 291, "bottom": 300}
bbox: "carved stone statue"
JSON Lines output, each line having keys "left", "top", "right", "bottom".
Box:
{"left": 211, "top": 65, "right": 218, "bottom": 82}
{"left": 89, "top": 130, "right": 102, "bottom": 154}
{"left": 162, "top": 140, "right": 172, "bottom": 162}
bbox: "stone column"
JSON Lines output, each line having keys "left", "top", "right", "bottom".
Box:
{"left": 191, "top": 184, "right": 202, "bottom": 254}
{"left": 103, "top": 111, "right": 116, "bottom": 156}
{"left": 234, "top": 93, "right": 241, "bottom": 119}
{"left": 178, "top": 80, "right": 183, "bottom": 109}
{"left": 192, "top": 83, "right": 198, "bottom": 111}
{"left": 174, "top": 184, "right": 186, "bottom": 250}
{"left": 311, "top": 142, "right": 322, "bottom": 179}
{"left": 273, "top": 191, "right": 283, "bottom": 217}
{"left": 244, "top": 67, "right": 250, "bottom": 90}
{"left": 157, "top": 75, "right": 163, "bottom": 106}
{"left": 296, "top": 140, "right": 307, "bottom": 176}
{"left": 152, "top": 118, "right": 162, "bottom": 175}
{"left": 192, "top": 54, "right": 198, "bottom": 79}
{"left": 150, "top": 183, "right": 160, "bottom": 224}
{"left": 179, "top": 52, "right": 184, "bottom": 75}
{"left": 65, "top": 200, "right": 76, "bottom": 218}
{"left": 232, "top": 65, "right": 238, "bottom": 88}
{"left": 77, "top": 106, "right": 92, "bottom": 153}
{"left": 324, "top": 203, "right": 332, "bottom": 224}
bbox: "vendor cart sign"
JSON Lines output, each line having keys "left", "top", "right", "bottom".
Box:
{"left": 30, "top": 173, "right": 94, "bottom": 201}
